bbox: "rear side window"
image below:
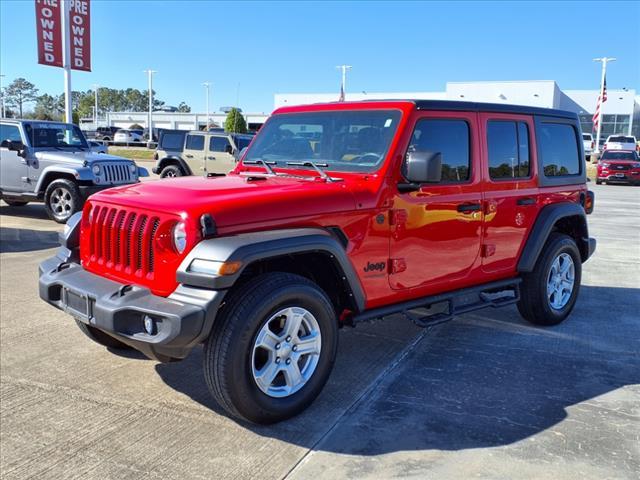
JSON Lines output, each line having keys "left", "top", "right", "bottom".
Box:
{"left": 609, "top": 136, "right": 634, "bottom": 143}
{"left": 185, "top": 134, "right": 204, "bottom": 151}
{"left": 408, "top": 119, "right": 470, "bottom": 183}
{"left": 487, "top": 121, "right": 530, "bottom": 179}
{"left": 538, "top": 123, "right": 580, "bottom": 176}
{"left": 209, "top": 136, "right": 231, "bottom": 152}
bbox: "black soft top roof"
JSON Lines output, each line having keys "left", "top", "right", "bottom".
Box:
{"left": 412, "top": 100, "right": 577, "bottom": 119}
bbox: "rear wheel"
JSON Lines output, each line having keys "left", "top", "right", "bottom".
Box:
{"left": 595, "top": 179, "right": 602, "bottom": 185}
{"left": 518, "top": 233, "right": 581, "bottom": 326}
{"left": 44, "top": 179, "right": 82, "bottom": 223}
{"left": 75, "top": 319, "right": 132, "bottom": 349}
{"left": 203, "top": 272, "right": 338, "bottom": 424}
{"left": 160, "top": 164, "right": 183, "bottom": 178}
{"left": 3, "top": 199, "right": 29, "bottom": 207}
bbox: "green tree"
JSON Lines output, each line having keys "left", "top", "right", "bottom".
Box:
{"left": 177, "top": 101, "right": 191, "bottom": 113}
{"left": 34, "top": 94, "right": 63, "bottom": 120}
{"left": 224, "top": 108, "right": 247, "bottom": 133}
{"left": 5, "top": 78, "right": 39, "bottom": 118}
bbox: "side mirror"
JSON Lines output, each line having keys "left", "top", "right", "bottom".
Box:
{"left": 404, "top": 151, "right": 442, "bottom": 184}
{"left": 1, "top": 139, "right": 24, "bottom": 152}
{"left": 225, "top": 144, "right": 234, "bottom": 155}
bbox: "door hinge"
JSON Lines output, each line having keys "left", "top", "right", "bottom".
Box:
{"left": 389, "top": 209, "right": 408, "bottom": 226}
{"left": 390, "top": 258, "right": 407, "bottom": 274}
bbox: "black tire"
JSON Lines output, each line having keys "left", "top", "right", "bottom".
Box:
{"left": 159, "top": 164, "right": 183, "bottom": 178}
{"left": 595, "top": 179, "right": 602, "bottom": 185}
{"left": 3, "top": 199, "right": 29, "bottom": 207}
{"left": 44, "top": 179, "right": 82, "bottom": 223}
{"left": 75, "top": 319, "right": 132, "bottom": 349}
{"left": 204, "top": 272, "right": 338, "bottom": 424}
{"left": 517, "top": 233, "right": 582, "bottom": 326}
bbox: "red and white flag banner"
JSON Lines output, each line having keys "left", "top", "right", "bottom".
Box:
{"left": 69, "top": 0, "right": 91, "bottom": 71}
{"left": 35, "top": 0, "right": 63, "bottom": 67}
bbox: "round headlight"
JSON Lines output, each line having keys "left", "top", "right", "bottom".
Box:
{"left": 92, "top": 164, "right": 101, "bottom": 175}
{"left": 129, "top": 163, "right": 137, "bottom": 174}
{"left": 172, "top": 222, "right": 187, "bottom": 253}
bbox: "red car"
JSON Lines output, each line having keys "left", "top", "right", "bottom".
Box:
{"left": 39, "top": 100, "right": 596, "bottom": 423}
{"left": 596, "top": 150, "right": 640, "bottom": 185}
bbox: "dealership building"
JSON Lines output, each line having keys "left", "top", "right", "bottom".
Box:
{"left": 275, "top": 80, "right": 640, "bottom": 138}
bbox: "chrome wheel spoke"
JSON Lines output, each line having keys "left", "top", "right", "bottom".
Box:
{"left": 547, "top": 253, "right": 575, "bottom": 311}
{"left": 283, "top": 362, "right": 303, "bottom": 389}
{"left": 254, "top": 361, "right": 281, "bottom": 393}
{"left": 254, "top": 328, "right": 280, "bottom": 354}
{"left": 295, "top": 332, "right": 321, "bottom": 356}
{"left": 283, "top": 308, "right": 305, "bottom": 340}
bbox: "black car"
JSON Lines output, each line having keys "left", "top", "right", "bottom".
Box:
{"left": 95, "top": 126, "right": 120, "bottom": 141}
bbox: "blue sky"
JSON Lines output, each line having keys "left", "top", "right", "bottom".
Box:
{"left": 1, "top": 1, "right": 639, "bottom": 114}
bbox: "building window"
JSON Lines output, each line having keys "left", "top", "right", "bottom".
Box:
{"left": 487, "top": 121, "right": 530, "bottom": 179}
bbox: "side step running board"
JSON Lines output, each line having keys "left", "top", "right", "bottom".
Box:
{"left": 352, "top": 278, "right": 521, "bottom": 328}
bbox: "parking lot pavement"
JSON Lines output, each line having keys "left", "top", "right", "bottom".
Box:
{"left": 1, "top": 184, "right": 638, "bottom": 480}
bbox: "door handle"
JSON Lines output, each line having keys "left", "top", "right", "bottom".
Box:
{"left": 207, "top": 156, "right": 216, "bottom": 160}
{"left": 517, "top": 197, "right": 536, "bottom": 206}
{"left": 185, "top": 154, "right": 193, "bottom": 158}
{"left": 457, "top": 203, "right": 482, "bottom": 213}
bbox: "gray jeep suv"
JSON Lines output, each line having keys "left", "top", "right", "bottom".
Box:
{"left": 0, "top": 119, "right": 148, "bottom": 223}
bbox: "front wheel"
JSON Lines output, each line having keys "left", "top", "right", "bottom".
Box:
{"left": 44, "top": 179, "right": 83, "bottom": 223}
{"left": 518, "top": 233, "right": 582, "bottom": 326}
{"left": 160, "top": 164, "right": 183, "bottom": 178}
{"left": 203, "top": 273, "right": 338, "bottom": 424}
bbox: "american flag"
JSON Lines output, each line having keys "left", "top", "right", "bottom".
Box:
{"left": 592, "top": 77, "right": 607, "bottom": 131}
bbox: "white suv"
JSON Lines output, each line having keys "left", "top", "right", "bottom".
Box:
{"left": 582, "top": 133, "right": 594, "bottom": 159}
{"left": 604, "top": 135, "right": 637, "bottom": 152}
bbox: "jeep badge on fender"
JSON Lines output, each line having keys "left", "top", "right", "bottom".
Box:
{"left": 38, "top": 99, "right": 595, "bottom": 424}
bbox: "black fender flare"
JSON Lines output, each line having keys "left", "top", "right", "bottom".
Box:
{"left": 156, "top": 156, "right": 192, "bottom": 176}
{"left": 176, "top": 228, "right": 366, "bottom": 312}
{"left": 518, "top": 202, "right": 594, "bottom": 272}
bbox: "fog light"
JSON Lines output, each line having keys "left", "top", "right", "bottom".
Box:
{"left": 143, "top": 315, "right": 156, "bottom": 335}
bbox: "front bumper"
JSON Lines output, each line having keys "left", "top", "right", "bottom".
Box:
{"left": 39, "top": 251, "right": 225, "bottom": 361}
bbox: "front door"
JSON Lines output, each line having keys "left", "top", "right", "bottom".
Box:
{"left": 0, "top": 124, "right": 29, "bottom": 193}
{"left": 207, "top": 135, "right": 236, "bottom": 174}
{"left": 389, "top": 112, "right": 483, "bottom": 292}
{"left": 183, "top": 133, "right": 206, "bottom": 174}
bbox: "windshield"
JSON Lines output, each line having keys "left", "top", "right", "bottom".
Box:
{"left": 244, "top": 110, "right": 402, "bottom": 173}
{"left": 601, "top": 151, "right": 638, "bottom": 161}
{"left": 25, "top": 122, "right": 88, "bottom": 149}
{"left": 236, "top": 136, "right": 253, "bottom": 150}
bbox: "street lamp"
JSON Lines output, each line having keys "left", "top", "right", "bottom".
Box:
{"left": 335, "top": 65, "right": 352, "bottom": 101}
{"left": 0, "top": 74, "right": 5, "bottom": 118}
{"left": 203, "top": 82, "right": 211, "bottom": 130}
{"left": 143, "top": 69, "right": 157, "bottom": 146}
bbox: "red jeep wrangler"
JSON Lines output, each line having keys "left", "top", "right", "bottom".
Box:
{"left": 39, "top": 100, "right": 596, "bottom": 424}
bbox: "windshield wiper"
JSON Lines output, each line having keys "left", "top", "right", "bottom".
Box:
{"left": 243, "top": 159, "right": 277, "bottom": 175}
{"left": 286, "top": 161, "right": 333, "bottom": 182}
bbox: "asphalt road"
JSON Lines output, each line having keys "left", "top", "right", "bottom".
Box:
{"left": 1, "top": 183, "right": 638, "bottom": 480}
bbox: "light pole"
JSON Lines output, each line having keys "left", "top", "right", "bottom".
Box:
{"left": 203, "top": 82, "right": 211, "bottom": 130}
{"left": 61, "top": 0, "right": 72, "bottom": 123}
{"left": 144, "top": 69, "right": 157, "bottom": 145}
{"left": 92, "top": 84, "right": 99, "bottom": 128}
{"left": 593, "top": 57, "right": 615, "bottom": 153}
{"left": 0, "top": 74, "right": 5, "bottom": 118}
{"left": 336, "top": 65, "right": 352, "bottom": 101}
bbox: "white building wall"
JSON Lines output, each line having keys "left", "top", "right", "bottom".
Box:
{"left": 274, "top": 91, "right": 445, "bottom": 109}
{"left": 444, "top": 80, "right": 559, "bottom": 108}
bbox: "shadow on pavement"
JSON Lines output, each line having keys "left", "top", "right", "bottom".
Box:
{"left": 154, "top": 284, "right": 639, "bottom": 454}
{"left": 0, "top": 227, "right": 59, "bottom": 253}
{"left": 0, "top": 203, "right": 51, "bottom": 221}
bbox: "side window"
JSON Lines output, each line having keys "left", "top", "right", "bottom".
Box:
{"left": 0, "top": 124, "right": 23, "bottom": 146}
{"left": 539, "top": 123, "right": 580, "bottom": 176}
{"left": 209, "top": 136, "right": 231, "bottom": 152}
{"left": 185, "top": 134, "right": 204, "bottom": 151}
{"left": 407, "top": 119, "right": 470, "bottom": 183}
{"left": 487, "top": 120, "right": 530, "bottom": 179}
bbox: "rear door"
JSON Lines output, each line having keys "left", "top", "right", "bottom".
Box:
{"left": 389, "top": 111, "right": 483, "bottom": 291}
{"left": 183, "top": 133, "right": 206, "bottom": 174}
{"left": 480, "top": 113, "right": 540, "bottom": 274}
{"left": 206, "top": 135, "right": 236, "bottom": 174}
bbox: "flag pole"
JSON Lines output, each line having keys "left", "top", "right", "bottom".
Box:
{"left": 593, "top": 57, "right": 615, "bottom": 153}
{"left": 61, "top": 0, "right": 72, "bottom": 123}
